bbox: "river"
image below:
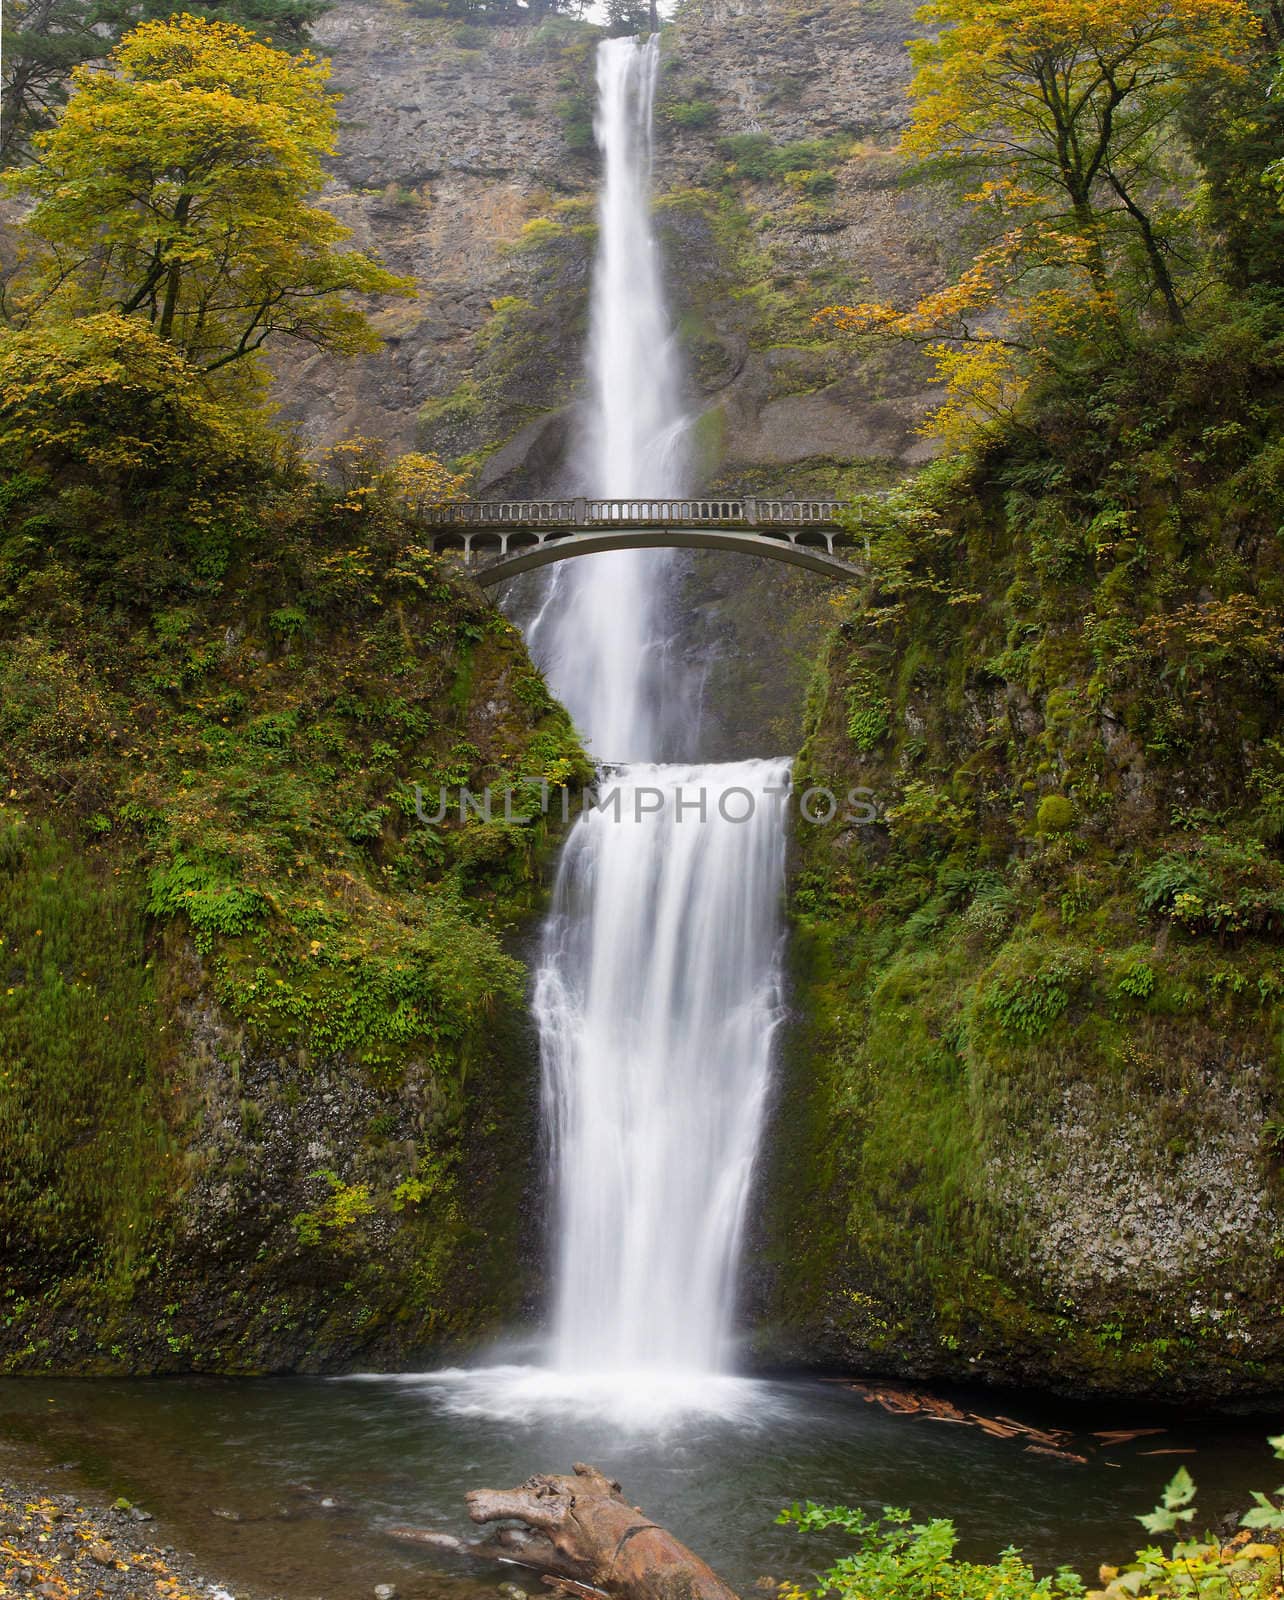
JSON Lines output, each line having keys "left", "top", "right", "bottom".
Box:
{"left": 0, "top": 1374, "right": 1276, "bottom": 1598}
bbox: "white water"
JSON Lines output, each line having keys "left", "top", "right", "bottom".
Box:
{"left": 408, "top": 36, "right": 792, "bottom": 1428}
{"left": 528, "top": 35, "right": 791, "bottom": 1411}
{"left": 525, "top": 34, "right": 691, "bottom": 762}
{"left": 540, "top": 762, "right": 790, "bottom": 1375}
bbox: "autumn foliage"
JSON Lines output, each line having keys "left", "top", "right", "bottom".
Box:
{"left": 3, "top": 15, "right": 414, "bottom": 375}
{"left": 0, "top": 15, "right": 461, "bottom": 524}
{"left": 817, "top": 0, "right": 1263, "bottom": 445}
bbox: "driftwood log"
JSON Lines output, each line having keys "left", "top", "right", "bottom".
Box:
{"left": 389, "top": 1463, "right": 740, "bottom": 1600}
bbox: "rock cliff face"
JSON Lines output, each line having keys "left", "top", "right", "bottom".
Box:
{"left": 278, "top": 0, "right": 943, "bottom": 463}
{"left": 260, "top": 3, "right": 1284, "bottom": 1405}
{"left": 271, "top": 0, "right": 954, "bottom": 755}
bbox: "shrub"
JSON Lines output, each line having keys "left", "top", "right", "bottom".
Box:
{"left": 147, "top": 853, "right": 268, "bottom": 954}
{"left": 886, "top": 780, "right": 971, "bottom": 855}
{"left": 557, "top": 92, "right": 595, "bottom": 153}
{"left": 721, "top": 135, "right": 845, "bottom": 183}
{"left": 664, "top": 98, "right": 718, "bottom": 129}
{"left": 1139, "top": 854, "right": 1207, "bottom": 915}
{"left": 291, "top": 1170, "right": 376, "bottom": 1247}
{"left": 779, "top": 1444, "right": 1284, "bottom": 1600}
{"left": 1115, "top": 955, "right": 1157, "bottom": 1000}
{"left": 983, "top": 948, "right": 1089, "bottom": 1038}
{"left": 960, "top": 880, "right": 1017, "bottom": 940}
{"left": 1250, "top": 738, "right": 1284, "bottom": 844}
{"left": 719, "top": 132, "right": 775, "bottom": 178}
{"left": 1138, "top": 840, "right": 1284, "bottom": 938}
{"left": 846, "top": 668, "right": 892, "bottom": 750}
{"left": 787, "top": 167, "right": 837, "bottom": 197}
{"left": 0, "top": 314, "right": 252, "bottom": 482}
{"left": 777, "top": 1501, "right": 1086, "bottom": 1600}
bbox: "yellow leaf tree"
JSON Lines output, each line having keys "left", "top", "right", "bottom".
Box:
{"left": 3, "top": 14, "right": 415, "bottom": 375}
{"left": 902, "top": 0, "right": 1259, "bottom": 322}
{"left": 818, "top": 0, "right": 1259, "bottom": 443}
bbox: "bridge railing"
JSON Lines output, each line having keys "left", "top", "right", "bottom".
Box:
{"left": 417, "top": 500, "right": 577, "bottom": 525}
{"left": 414, "top": 497, "right": 847, "bottom": 529}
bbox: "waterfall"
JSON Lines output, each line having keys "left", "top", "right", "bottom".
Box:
{"left": 525, "top": 35, "right": 691, "bottom": 763}
{"left": 423, "top": 35, "right": 791, "bottom": 1423}
{"left": 527, "top": 36, "right": 792, "bottom": 1394}
{"left": 537, "top": 762, "right": 790, "bottom": 1375}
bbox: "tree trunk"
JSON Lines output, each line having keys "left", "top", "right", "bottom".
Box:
{"left": 1105, "top": 173, "right": 1184, "bottom": 326}
{"left": 389, "top": 1464, "right": 741, "bottom": 1600}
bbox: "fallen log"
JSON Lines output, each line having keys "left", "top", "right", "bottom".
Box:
{"left": 392, "top": 1464, "right": 740, "bottom": 1600}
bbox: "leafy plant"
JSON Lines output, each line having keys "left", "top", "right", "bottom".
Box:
{"left": 776, "top": 1501, "right": 1086, "bottom": 1600}
{"left": 291, "top": 1169, "right": 376, "bottom": 1247}
{"left": 984, "top": 949, "right": 1089, "bottom": 1038}
{"left": 1137, "top": 1467, "right": 1197, "bottom": 1536}
{"left": 664, "top": 98, "right": 718, "bottom": 128}
{"left": 147, "top": 853, "right": 267, "bottom": 954}
{"left": 1115, "top": 955, "right": 1157, "bottom": 1000}
{"left": 1240, "top": 1434, "right": 1284, "bottom": 1537}
{"left": 846, "top": 667, "right": 892, "bottom": 750}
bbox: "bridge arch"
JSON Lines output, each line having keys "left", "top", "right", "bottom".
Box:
{"left": 467, "top": 527, "right": 865, "bottom": 587}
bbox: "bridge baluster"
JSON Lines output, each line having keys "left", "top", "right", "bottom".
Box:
{"left": 424, "top": 496, "right": 852, "bottom": 576}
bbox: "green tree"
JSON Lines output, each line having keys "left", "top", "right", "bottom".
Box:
{"left": 0, "top": 0, "right": 328, "bottom": 163}
{"left": 816, "top": 0, "right": 1264, "bottom": 444}
{"left": 3, "top": 16, "right": 413, "bottom": 376}
{"left": 0, "top": 0, "right": 112, "bottom": 165}
{"left": 1177, "top": 0, "right": 1284, "bottom": 285}
{"left": 604, "top": 0, "right": 657, "bottom": 33}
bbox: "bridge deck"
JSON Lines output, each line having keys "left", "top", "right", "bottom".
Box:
{"left": 415, "top": 497, "right": 859, "bottom": 584}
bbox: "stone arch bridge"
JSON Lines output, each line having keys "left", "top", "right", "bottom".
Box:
{"left": 417, "top": 497, "right": 865, "bottom": 586}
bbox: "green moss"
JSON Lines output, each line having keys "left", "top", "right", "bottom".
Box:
{"left": 759, "top": 310, "right": 1284, "bottom": 1399}
{"left": 418, "top": 378, "right": 483, "bottom": 432}
{"left": 0, "top": 819, "right": 169, "bottom": 1291}
{"left": 0, "top": 428, "right": 588, "bottom": 1373}
{"left": 1035, "top": 794, "right": 1076, "bottom": 832}
{"left": 663, "top": 97, "right": 718, "bottom": 128}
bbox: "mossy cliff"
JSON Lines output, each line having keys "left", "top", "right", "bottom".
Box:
{"left": 751, "top": 308, "right": 1284, "bottom": 1400}
{"left": 0, "top": 408, "right": 587, "bottom": 1374}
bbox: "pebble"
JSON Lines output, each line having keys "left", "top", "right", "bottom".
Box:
{"left": 498, "top": 1585, "right": 528, "bottom": 1600}
{"left": 375, "top": 1585, "right": 399, "bottom": 1599}
{"left": 0, "top": 1475, "right": 239, "bottom": 1599}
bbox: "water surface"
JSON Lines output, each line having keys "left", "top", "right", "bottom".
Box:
{"left": 0, "top": 1373, "right": 1276, "bottom": 1600}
